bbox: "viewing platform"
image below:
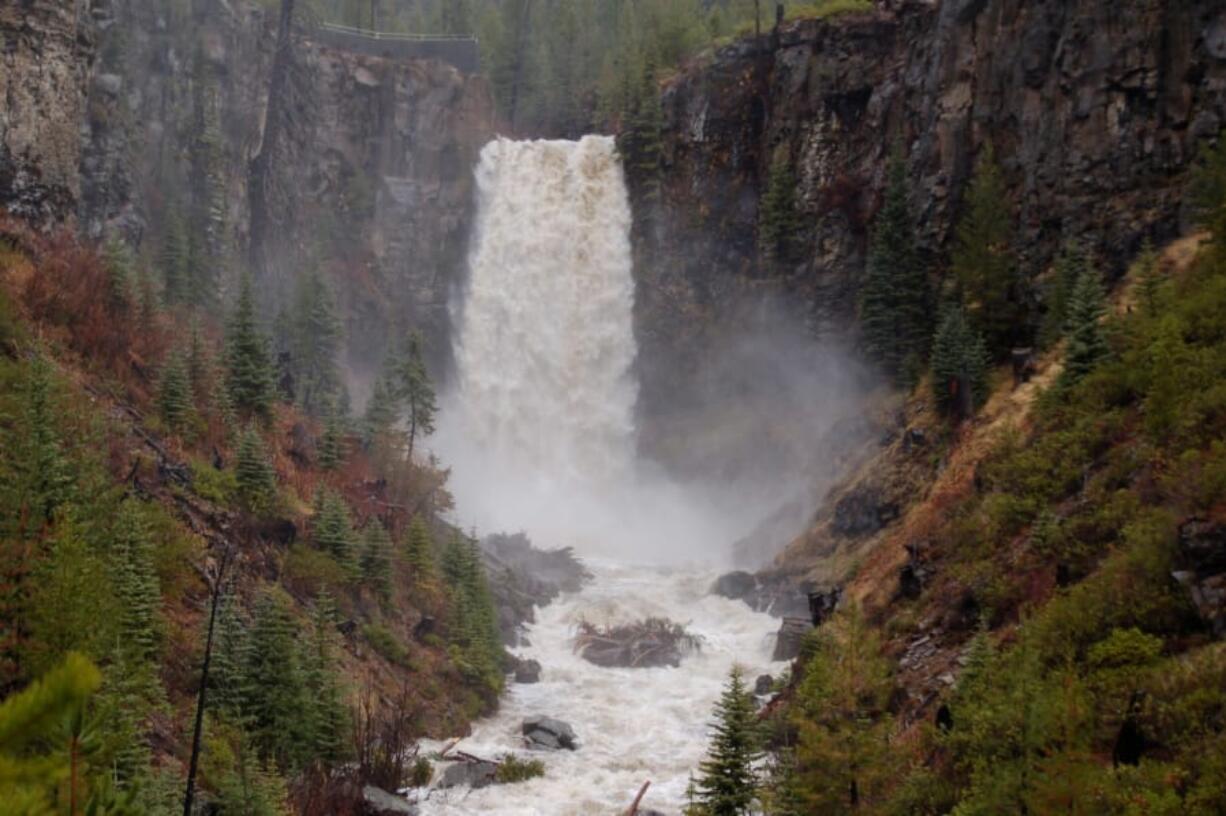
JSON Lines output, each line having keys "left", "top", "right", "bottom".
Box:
{"left": 312, "top": 22, "right": 479, "bottom": 73}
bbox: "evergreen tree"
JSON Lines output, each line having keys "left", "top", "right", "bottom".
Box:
{"left": 758, "top": 155, "right": 803, "bottom": 267}
{"left": 690, "top": 666, "right": 762, "bottom": 816}
{"left": 187, "top": 318, "right": 212, "bottom": 406}
{"left": 104, "top": 238, "right": 135, "bottom": 315}
{"left": 1039, "top": 240, "right": 1086, "bottom": 348}
{"left": 312, "top": 489, "right": 359, "bottom": 574}
{"left": 1059, "top": 262, "right": 1109, "bottom": 387}
{"left": 225, "top": 273, "right": 277, "bottom": 419}
{"left": 318, "top": 406, "right": 345, "bottom": 471}
{"left": 442, "top": 532, "right": 501, "bottom": 690}
{"left": 235, "top": 425, "right": 277, "bottom": 513}
{"left": 393, "top": 332, "right": 438, "bottom": 462}
{"left": 860, "top": 147, "right": 928, "bottom": 377}
{"left": 209, "top": 593, "right": 252, "bottom": 721}
{"left": 9, "top": 354, "right": 74, "bottom": 528}
{"left": 112, "top": 501, "right": 161, "bottom": 669}
{"left": 288, "top": 267, "right": 344, "bottom": 416}
{"left": 404, "top": 516, "right": 436, "bottom": 583}
{"left": 301, "top": 592, "right": 348, "bottom": 763}
{"left": 617, "top": 56, "right": 664, "bottom": 204}
{"left": 159, "top": 203, "right": 190, "bottom": 305}
{"left": 790, "top": 605, "right": 896, "bottom": 812}
{"left": 244, "top": 590, "right": 311, "bottom": 769}
{"left": 362, "top": 372, "right": 401, "bottom": 450}
{"left": 1135, "top": 238, "right": 1164, "bottom": 315}
{"left": 951, "top": 145, "right": 1023, "bottom": 355}
{"left": 930, "top": 304, "right": 990, "bottom": 419}
{"left": 360, "top": 518, "right": 393, "bottom": 601}
{"left": 157, "top": 350, "right": 192, "bottom": 434}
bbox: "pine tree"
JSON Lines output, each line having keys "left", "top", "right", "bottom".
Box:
{"left": 951, "top": 145, "right": 1022, "bottom": 355}
{"left": 404, "top": 516, "right": 436, "bottom": 583}
{"left": 1135, "top": 239, "right": 1164, "bottom": 315}
{"left": 360, "top": 518, "right": 393, "bottom": 601}
{"left": 861, "top": 147, "right": 928, "bottom": 377}
{"left": 1059, "top": 262, "right": 1109, "bottom": 387}
{"left": 318, "top": 407, "right": 345, "bottom": 471}
{"left": 442, "top": 531, "right": 501, "bottom": 690}
{"left": 930, "top": 304, "right": 990, "bottom": 419}
{"left": 617, "top": 56, "right": 664, "bottom": 205}
{"left": 11, "top": 354, "right": 74, "bottom": 528}
{"left": 209, "top": 593, "right": 252, "bottom": 721}
{"left": 289, "top": 267, "right": 344, "bottom": 416}
{"left": 159, "top": 203, "right": 190, "bottom": 305}
{"left": 112, "top": 501, "right": 161, "bottom": 669}
{"left": 1039, "top": 240, "right": 1086, "bottom": 348}
{"left": 758, "top": 155, "right": 803, "bottom": 267}
{"left": 104, "top": 238, "right": 135, "bottom": 315}
{"left": 393, "top": 332, "right": 437, "bottom": 462}
{"left": 235, "top": 425, "right": 277, "bottom": 513}
{"left": 301, "top": 592, "right": 348, "bottom": 763}
{"left": 187, "top": 319, "right": 212, "bottom": 406}
{"left": 362, "top": 372, "right": 401, "bottom": 450}
{"left": 157, "top": 350, "right": 192, "bottom": 434}
{"left": 225, "top": 273, "right": 277, "bottom": 419}
{"left": 312, "top": 489, "right": 358, "bottom": 574}
{"left": 244, "top": 590, "right": 311, "bottom": 769}
{"left": 690, "top": 666, "right": 762, "bottom": 816}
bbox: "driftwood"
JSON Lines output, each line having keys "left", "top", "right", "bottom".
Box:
{"left": 625, "top": 780, "right": 651, "bottom": 816}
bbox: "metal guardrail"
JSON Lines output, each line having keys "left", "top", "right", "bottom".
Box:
{"left": 318, "top": 22, "right": 477, "bottom": 44}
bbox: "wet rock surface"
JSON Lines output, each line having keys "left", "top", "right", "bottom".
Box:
{"left": 511, "top": 657, "right": 542, "bottom": 684}
{"left": 438, "top": 759, "right": 499, "bottom": 789}
{"left": 772, "top": 616, "right": 814, "bottom": 662}
{"left": 521, "top": 716, "right": 578, "bottom": 751}
{"left": 573, "top": 617, "right": 702, "bottom": 669}
{"left": 483, "top": 532, "right": 592, "bottom": 646}
{"left": 361, "top": 785, "right": 418, "bottom": 815}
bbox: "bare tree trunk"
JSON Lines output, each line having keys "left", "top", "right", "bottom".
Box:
{"left": 182, "top": 546, "right": 233, "bottom": 816}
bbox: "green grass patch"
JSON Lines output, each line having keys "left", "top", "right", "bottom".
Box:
{"left": 495, "top": 754, "right": 545, "bottom": 784}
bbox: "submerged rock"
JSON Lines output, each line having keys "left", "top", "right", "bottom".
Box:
{"left": 512, "top": 657, "right": 542, "bottom": 684}
{"left": 438, "top": 759, "right": 499, "bottom": 789}
{"left": 573, "top": 617, "right": 702, "bottom": 669}
{"left": 522, "top": 715, "right": 578, "bottom": 751}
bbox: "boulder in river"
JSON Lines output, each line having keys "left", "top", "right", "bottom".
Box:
{"left": 711, "top": 570, "right": 758, "bottom": 601}
{"left": 439, "top": 759, "right": 499, "bottom": 789}
{"left": 754, "top": 674, "right": 775, "bottom": 696}
{"left": 361, "top": 785, "right": 417, "bottom": 815}
{"left": 772, "top": 616, "right": 814, "bottom": 661}
{"left": 573, "top": 617, "right": 702, "bottom": 668}
{"left": 512, "top": 657, "right": 542, "bottom": 684}
{"left": 522, "top": 715, "right": 578, "bottom": 751}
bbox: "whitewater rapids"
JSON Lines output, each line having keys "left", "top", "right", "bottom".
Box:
{"left": 423, "top": 135, "right": 785, "bottom": 814}
{"left": 416, "top": 562, "right": 784, "bottom": 815}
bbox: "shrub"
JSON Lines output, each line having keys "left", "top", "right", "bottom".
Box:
{"left": 494, "top": 753, "right": 546, "bottom": 784}
{"left": 362, "top": 623, "right": 409, "bottom": 668}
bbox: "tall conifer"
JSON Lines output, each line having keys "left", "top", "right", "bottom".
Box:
{"left": 690, "top": 666, "right": 762, "bottom": 816}
{"left": 225, "top": 273, "right": 276, "bottom": 419}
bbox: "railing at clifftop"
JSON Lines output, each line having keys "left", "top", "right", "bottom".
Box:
{"left": 312, "top": 22, "right": 480, "bottom": 73}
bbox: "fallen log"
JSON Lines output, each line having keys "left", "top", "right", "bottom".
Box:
{"left": 625, "top": 780, "right": 651, "bottom": 816}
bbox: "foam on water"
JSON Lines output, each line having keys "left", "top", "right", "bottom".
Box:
{"left": 416, "top": 562, "right": 784, "bottom": 815}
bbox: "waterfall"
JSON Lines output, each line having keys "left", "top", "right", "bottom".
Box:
{"left": 450, "top": 136, "right": 638, "bottom": 482}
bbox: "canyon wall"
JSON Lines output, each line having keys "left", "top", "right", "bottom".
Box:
{"left": 4, "top": 0, "right": 493, "bottom": 380}
{"left": 638, "top": 0, "right": 1226, "bottom": 478}
{"left": 0, "top": 0, "right": 95, "bottom": 228}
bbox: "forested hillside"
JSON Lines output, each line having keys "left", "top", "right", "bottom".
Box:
{"left": 0, "top": 218, "right": 508, "bottom": 812}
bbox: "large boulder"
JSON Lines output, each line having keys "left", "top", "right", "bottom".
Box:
{"left": 772, "top": 617, "right": 814, "bottom": 662}
{"left": 574, "top": 618, "right": 702, "bottom": 669}
{"left": 522, "top": 716, "right": 578, "bottom": 751}
{"left": 361, "top": 785, "right": 417, "bottom": 815}
{"left": 712, "top": 570, "right": 758, "bottom": 601}
{"left": 513, "top": 657, "right": 542, "bottom": 684}
{"left": 438, "top": 759, "right": 499, "bottom": 789}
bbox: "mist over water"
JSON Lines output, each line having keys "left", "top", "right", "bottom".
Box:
{"left": 434, "top": 135, "right": 758, "bottom": 565}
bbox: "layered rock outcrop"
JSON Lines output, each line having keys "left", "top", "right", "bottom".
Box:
{"left": 0, "top": 0, "right": 95, "bottom": 227}
{"left": 638, "top": 0, "right": 1226, "bottom": 465}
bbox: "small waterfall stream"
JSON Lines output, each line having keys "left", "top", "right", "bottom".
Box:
{"left": 426, "top": 136, "right": 783, "bottom": 815}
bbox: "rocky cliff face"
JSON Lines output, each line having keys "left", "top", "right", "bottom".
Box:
{"left": 638, "top": 0, "right": 1226, "bottom": 467}
{"left": 12, "top": 0, "right": 493, "bottom": 378}
{"left": 0, "top": 0, "right": 95, "bottom": 228}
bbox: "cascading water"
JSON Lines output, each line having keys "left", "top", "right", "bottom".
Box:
{"left": 424, "top": 136, "right": 784, "bottom": 815}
